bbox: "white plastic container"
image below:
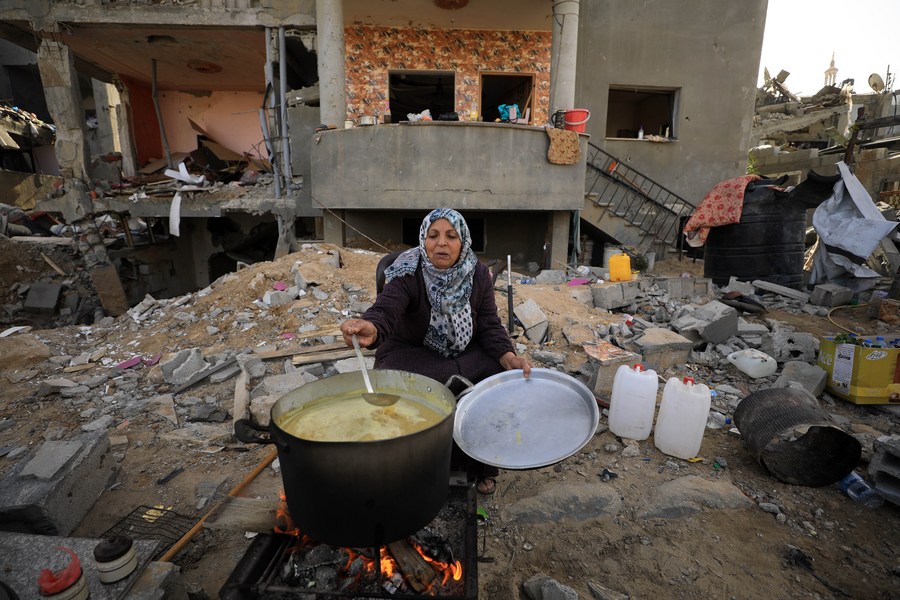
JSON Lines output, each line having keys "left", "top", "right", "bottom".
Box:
{"left": 654, "top": 376, "right": 712, "bottom": 459}
{"left": 726, "top": 349, "right": 777, "bottom": 379}
{"left": 608, "top": 363, "right": 658, "bottom": 440}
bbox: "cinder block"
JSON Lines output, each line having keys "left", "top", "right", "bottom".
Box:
{"left": 592, "top": 283, "right": 628, "bottom": 310}
{"left": 810, "top": 283, "right": 853, "bottom": 308}
{"left": 0, "top": 431, "right": 112, "bottom": 536}
{"left": 868, "top": 437, "right": 900, "bottom": 507}
{"left": 693, "top": 300, "right": 738, "bottom": 344}
{"left": 633, "top": 328, "right": 694, "bottom": 371}
{"left": 514, "top": 299, "right": 548, "bottom": 330}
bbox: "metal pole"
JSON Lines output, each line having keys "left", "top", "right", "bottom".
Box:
{"left": 507, "top": 255, "right": 514, "bottom": 333}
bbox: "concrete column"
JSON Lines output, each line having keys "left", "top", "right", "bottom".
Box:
{"left": 549, "top": 210, "right": 570, "bottom": 271}
{"left": 90, "top": 79, "right": 118, "bottom": 156}
{"left": 322, "top": 210, "right": 346, "bottom": 246}
{"left": 36, "top": 39, "right": 90, "bottom": 180}
{"left": 550, "top": 0, "right": 580, "bottom": 111}
{"left": 112, "top": 77, "right": 137, "bottom": 177}
{"left": 315, "top": 0, "right": 346, "bottom": 126}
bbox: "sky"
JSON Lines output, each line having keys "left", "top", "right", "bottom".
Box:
{"left": 758, "top": 0, "right": 900, "bottom": 97}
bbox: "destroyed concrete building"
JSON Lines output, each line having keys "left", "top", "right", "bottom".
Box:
{"left": 751, "top": 59, "right": 900, "bottom": 206}
{"left": 0, "top": 0, "right": 768, "bottom": 317}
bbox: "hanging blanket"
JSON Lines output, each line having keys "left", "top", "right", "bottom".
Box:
{"left": 683, "top": 174, "right": 761, "bottom": 247}
{"left": 545, "top": 127, "right": 580, "bottom": 165}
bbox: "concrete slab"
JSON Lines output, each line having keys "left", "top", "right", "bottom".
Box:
{"left": 514, "top": 298, "right": 548, "bottom": 331}
{"left": 24, "top": 282, "right": 62, "bottom": 314}
{"left": 0, "top": 531, "right": 159, "bottom": 600}
{"left": 810, "top": 283, "right": 853, "bottom": 307}
{"left": 773, "top": 361, "right": 827, "bottom": 396}
{"left": 0, "top": 431, "right": 112, "bottom": 536}
{"left": 19, "top": 440, "right": 83, "bottom": 480}
{"left": 752, "top": 279, "right": 810, "bottom": 302}
{"left": 633, "top": 328, "right": 694, "bottom": 371}
{"left": 583, "top": 340, "right": 641, "bottom": 396}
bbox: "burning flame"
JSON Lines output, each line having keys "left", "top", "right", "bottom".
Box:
{"left": 412, "top": 541, "right": 463, "bottom": 585}
{"left": 344, "top": 547, "right": 398, "bottom": 579}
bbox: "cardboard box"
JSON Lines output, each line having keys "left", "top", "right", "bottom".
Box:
{"left": 817, "top": 337, "right": 900, "bottom": 404}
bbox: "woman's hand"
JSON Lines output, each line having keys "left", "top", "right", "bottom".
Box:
{"left": 340, "top": 319, "right": 378, "bottom": 348}
{"left": 499, "top": 352, "right": 532, "bottom": 378}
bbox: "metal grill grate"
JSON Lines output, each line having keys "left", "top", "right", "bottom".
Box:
{"left": 101, "top": 505, "right": 195, "bottom": 559}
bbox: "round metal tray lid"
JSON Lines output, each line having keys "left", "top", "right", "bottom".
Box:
{"left": 453, "top": 368, "right": 599, "bottom": 469}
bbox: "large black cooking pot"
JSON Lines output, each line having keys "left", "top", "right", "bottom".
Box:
{"left": 234, "top": 369, "right": 456, "bottom": 548}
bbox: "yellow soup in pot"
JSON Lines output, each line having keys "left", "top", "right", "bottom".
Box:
{"left": 275, "top": 390, "right": 448, "bottom": 442}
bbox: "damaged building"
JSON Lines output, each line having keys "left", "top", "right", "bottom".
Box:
{"left": 0, "top": 0, "right": 767, "bottom": 319}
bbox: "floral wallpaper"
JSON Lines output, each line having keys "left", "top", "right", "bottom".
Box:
{"left": 344, "top": 26, "right": 551, "bottom": 125}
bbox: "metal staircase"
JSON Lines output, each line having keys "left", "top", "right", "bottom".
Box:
{"left": 582, "top": 141, "right": 695, "bottom": 252}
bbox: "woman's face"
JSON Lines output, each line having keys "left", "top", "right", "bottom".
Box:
{"left": 424, "top": 218, "right": 462, "bottom": 269}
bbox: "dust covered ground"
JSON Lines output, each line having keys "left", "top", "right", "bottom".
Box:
{"left": 0, "top": 240, "right": 897, "bottom": 600}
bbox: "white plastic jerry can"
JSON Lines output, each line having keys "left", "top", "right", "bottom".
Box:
{"left": 608, "top": 363, "right": 658, "bottom": 441}
{"left": 654, "top": 376, "right": 712, "bottom": 460}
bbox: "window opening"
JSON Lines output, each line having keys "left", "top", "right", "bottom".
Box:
{"left": 388, "top": 71, "right": 456, "bottom": 122}
{"left": 606, "top": 87, "right": 678, "bottom": 139}
{"left": 479, "top": 73, "right": 534, "bottom": 123}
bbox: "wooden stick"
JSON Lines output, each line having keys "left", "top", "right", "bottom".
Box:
{"left": 291, "top": 347, "right": 373, "bottom": 366}
{"left": 387, "top": 540, "right": 435, "bottom": 593}
{"left": 158, "top": 447, "right": 278, "bottom": 562}
{"left": 40, "top": 252, "right": 67, "bottom": 276}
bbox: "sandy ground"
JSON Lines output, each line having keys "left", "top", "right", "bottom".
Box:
{"left": 0, "top": 241, "right": 898, "bottom": 599}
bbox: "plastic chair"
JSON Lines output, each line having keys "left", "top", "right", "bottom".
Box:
{"left": 376, "top": 250, "right": 404, "bottom": 294}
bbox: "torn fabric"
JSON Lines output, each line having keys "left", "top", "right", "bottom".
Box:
{"left": 683, "top": 174, "right": 761, "bottom": 247}
{"left": 808, "top": 161, "right": 898, "bottom": 288}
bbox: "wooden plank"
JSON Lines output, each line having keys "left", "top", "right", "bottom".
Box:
{"left": 291, "top": 348, "right": 372, "bottom": 366}
{"left": 202, "top": 496, "right": 277, "bottom": 533}
{"left": 251, "top": 341, "right": 346, "bottom": 361}
{"left": 41, "top": 252, "right": 67, "bottom": 276}
{"left": 387, "top": 540, "right": 435, "bottom": 593}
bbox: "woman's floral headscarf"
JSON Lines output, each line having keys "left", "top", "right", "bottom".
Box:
{"left": 383, "top": 208, "right": 478, "bottom": 358}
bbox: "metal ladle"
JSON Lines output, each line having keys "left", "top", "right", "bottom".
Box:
{"left": 351, "top": 334, "right": 401, "bottom": 407}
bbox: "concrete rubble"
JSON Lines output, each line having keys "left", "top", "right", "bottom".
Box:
{"left": 0, "top": 244, "right": 898, "bottom": 598}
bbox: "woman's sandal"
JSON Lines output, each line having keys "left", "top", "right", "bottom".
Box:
{"left": 476, "top": 477, "right": 496, "bottom": 495}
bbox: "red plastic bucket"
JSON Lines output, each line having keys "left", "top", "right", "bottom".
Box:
{"left": 564, "top": 109, "right": 590, "bottom": 133}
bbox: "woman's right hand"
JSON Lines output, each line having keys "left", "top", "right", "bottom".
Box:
{"left": 340, "top": 319, "right": 378, "bottom": 348}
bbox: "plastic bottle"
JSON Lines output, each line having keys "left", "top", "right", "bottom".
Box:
{"left": 654, "top": 376, "right": 712, "bottom": 460}
{"left": 637, "top": 125, "right": 644, "bottom": 140}
{"left": 608, "top": 363, "right": 659, "bottom": 441}
{"left": 836, "top": 471, "right": 884, "bottom": 508}
{"left": 873, "top": 336, "right": 887, "bottom": 348}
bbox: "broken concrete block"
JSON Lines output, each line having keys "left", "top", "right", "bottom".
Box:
{"left": 252, "top": 370, "right": 317, "bottom": 399}
{"left": 263, "top": 290, "right": 296, "bottom": 307}
{"left": 24, "top": 283, "right": 62, "bottom": 314}
{"left": 0, "top": 430, "right": 111, "bottom": 536}
{"left": 725, "top": 276, "right": 755, "bottom": 296}
{"left": 525, "top": 321, "right": 549, "bottom": 344}
{"left": 773, "top": 361, "right": 827, "bottom": 396}
{"left": 160, "top": 349, "right": 211, "bottom": 385}
{"left": 514, "top": 299, "right": 548, "bottom": 331}
{"left": 292, "top": 261, "right": 333, "bottom": 290}
{"left": 535, "top": 269, "right": 567, "bottom": 284}
{"left": 584, "top": 340, "right": 641, "bottom": 396}
{"left": 737, "top": 317, "right": 769, "bottom": 336}
{"left": 810, "top": 283, "right": 853, "bottom": 308}
{"left": 250, "top": 395, "right": 278, "bottom": 427}
{"left": 765, "top": 327, "right": 819, "bottom": 363}
{"left": 334, "top": 356, "right": 374, "bottom": 374}
{"left": 633, "top": 328, "right": 694, "bottom": 371}
{"left": 669, "top": 315, "right": 705, "bottom": 347}
{"left": 751, "top": 279, "right": 810, "bottom": 303}
{"left": 592, "top": 284, "right": 628, "bottom": 310}
{"left": 532, "top": 350, "right": 566, "bottom": 365}
{"left": 209, "top": 363, "right": 241, "bottom": 384}
{"left": 693, "top": 300, "right": 738, "bottom": 344}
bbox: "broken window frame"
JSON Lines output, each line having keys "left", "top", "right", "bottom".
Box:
{"left": 605, "top": 85, "right": 679, "bottom": 140}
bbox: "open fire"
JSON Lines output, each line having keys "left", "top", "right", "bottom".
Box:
{"left": 253, "top": 489, "right": 468, "bottom": 598}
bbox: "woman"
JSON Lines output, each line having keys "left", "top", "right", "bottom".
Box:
{"left": 341, "top": 208, "right": 531, "bottom": 494}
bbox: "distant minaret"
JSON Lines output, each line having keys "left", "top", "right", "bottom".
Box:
{"left": 824, "top": 52, "right": 838, "bottom": 87}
